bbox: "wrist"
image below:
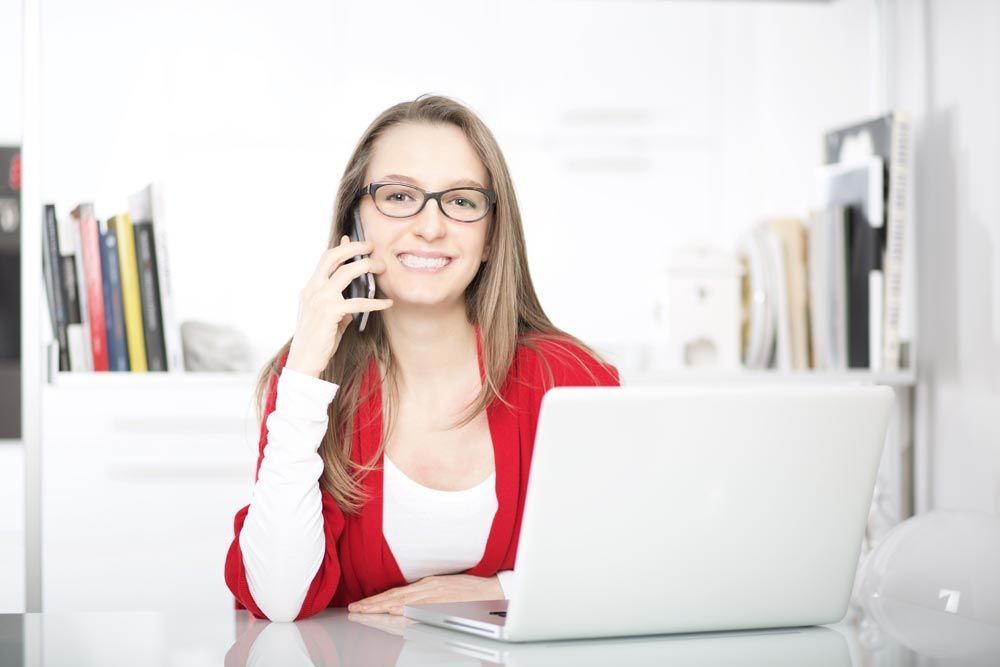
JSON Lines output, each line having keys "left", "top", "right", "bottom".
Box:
{"left": 284, "top": 356, "right": 323, "bottom": 378}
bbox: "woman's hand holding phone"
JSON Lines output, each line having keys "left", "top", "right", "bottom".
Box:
{"left": 285, "top": 235, "right": 393, "bottom": 378}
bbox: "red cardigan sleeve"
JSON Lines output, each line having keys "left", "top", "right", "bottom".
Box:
{"left": 224, "top": 354, "right": 346, "bottom": 620}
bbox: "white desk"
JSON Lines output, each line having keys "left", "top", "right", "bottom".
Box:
{"left": 1, "top": 603, "right": 997, "bottom": 666}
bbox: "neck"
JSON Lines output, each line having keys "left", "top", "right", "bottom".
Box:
{"left": 381, "top": 301, "right": 478, "bottom": 392}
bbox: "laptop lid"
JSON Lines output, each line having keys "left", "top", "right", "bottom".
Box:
{"left": 502, "top": 384, "right": 893, "bottom": 641}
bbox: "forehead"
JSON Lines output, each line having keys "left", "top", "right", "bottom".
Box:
{"left": 366, "top": 122, "right": 490, "bottom": 189}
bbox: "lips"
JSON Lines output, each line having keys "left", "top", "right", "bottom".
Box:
{"left": 394, "top": 251, "right": 454, "bottom": 259}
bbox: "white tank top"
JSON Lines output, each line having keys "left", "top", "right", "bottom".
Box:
{"left": 381, "top": 454, "right": 499, "bottom": 583}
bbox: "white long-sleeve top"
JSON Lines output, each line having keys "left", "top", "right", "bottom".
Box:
{"left": 239, "top": 365, "right": 513, "bottom": 622}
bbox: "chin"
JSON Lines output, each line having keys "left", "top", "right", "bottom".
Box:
{"left": 382, "top": 283, "right": 467, "bottom": 309}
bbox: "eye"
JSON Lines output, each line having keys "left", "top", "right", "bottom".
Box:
{"left": 447, "top": 196, "right": 477, "bottom": 209}
{"left": 385, "top": 191, "right": 414, "bottom": 202}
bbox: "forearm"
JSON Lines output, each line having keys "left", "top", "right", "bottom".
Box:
{"left": 239, "top": 367, "right": 339, "bottom": 621}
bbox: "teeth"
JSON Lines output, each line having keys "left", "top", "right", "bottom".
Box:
{"left": 398, "top": 254, "right": 450, "bottom": 269}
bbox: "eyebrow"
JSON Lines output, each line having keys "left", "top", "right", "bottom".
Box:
{"left": 377, "top": 173, "right": 487, "bottom": 189}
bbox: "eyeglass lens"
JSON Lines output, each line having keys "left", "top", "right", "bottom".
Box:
{"left": 372, "top": 183, "right": 489, "bottom": 222}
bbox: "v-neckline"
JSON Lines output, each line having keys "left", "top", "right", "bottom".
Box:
{"left": 362, "top": 323, "right": 514, "bottom": 584}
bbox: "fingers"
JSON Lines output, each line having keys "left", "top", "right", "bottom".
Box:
{"left": 342, "top": 297, "right": 394, "bottom": 313}
{"left": 348, "top": 579, "right": 447, "bottom": 614}
{"left": 348, "top": 582, "right": 420, "bottom": 613}
{"left": 353, "top": 594, "right": 440, "bottom": 615}
{"left": 328, "top": 255, "right": 386, "bottom": 293}
{"left": 309, "top": 235, "right": 374, "bottom": 288}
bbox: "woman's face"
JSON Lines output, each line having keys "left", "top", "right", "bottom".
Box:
{"left": 358, "top": 122, "right": 492, "bottom": 311}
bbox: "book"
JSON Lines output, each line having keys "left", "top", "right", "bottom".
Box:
{"left": 768, "top": 218, "right": 810, "bottom": 370}
{"left": 825, "top": 113, "right": 911, "bottom": 370}
{"left": 56, "top": 207, "right": 88, "bottom": 371}
{"left": 98, "top": 218, "right": 129, "bottom": 371}
{"left": 71, "top": 203, "right": 109, "bottom": 372}
{"left": 132, "top": 217, "right": 166, "bottom": 371}
{"left": 108, "top": 213, "right": 148, "bottom": 372}
{"left": 738, "top": 226, "right": 776, "bottom": 370}
{"left": 42, "top": 204, "right": 70, "bottom": 372}
{"left": 128, "top": 183, "right": 184, "bottom": 372}
{"left": 763, "top": 226, "right": 792, "bottom": 370}
{"left": 807, "top": 206, "right": 848, "bottom": 370}
{"left": 816, "top": 157, "right": 885, "bottom": 369}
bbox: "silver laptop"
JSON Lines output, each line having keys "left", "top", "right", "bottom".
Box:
{"left": 404, "top": 384, "right": 893, "bottom": 642}
{"left": 401, "top": 621, "right": 851, "bottom": 666}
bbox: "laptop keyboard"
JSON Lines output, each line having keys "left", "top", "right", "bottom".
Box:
{"left": 489, "top": 611, "right": 507, "bottom": 617}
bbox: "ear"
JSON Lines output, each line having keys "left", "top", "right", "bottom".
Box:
{"left": 481, "top": 244, "right": 490, "bottom": 263}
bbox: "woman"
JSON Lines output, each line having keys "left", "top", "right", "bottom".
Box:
{"left": 224, "top": 94, "right": 620, "bottom": 622}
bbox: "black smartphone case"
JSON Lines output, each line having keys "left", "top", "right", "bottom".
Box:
{"left": 343, "top": 208, "right": 375, "bottom": 330}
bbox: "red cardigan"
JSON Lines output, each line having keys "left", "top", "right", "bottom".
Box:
{"left": 224, "top": 325, "right": 620, "bottom": 620}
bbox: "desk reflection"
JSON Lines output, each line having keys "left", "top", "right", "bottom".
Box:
{"left": 227, "top": 610, "right": 850, "bottom": 666}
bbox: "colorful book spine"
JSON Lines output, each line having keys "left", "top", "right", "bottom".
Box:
{"left": 98, "top": 219, "right": 129, "bottom": 371}
{"left": 108, "top": 212, "right": 147, "bottom": 372}
{"left": 72, "top": 203, "right": 109, "bottom": 371}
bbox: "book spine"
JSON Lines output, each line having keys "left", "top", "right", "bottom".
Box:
{"left": 133, "top": 221, "right": 167, "bottom": 371}
{"left": 807, "top": 210, "right": 827, "bottom": 370}
{"left": 77, "top": 206, "right": 109, "bottom": 371}
{"left": 845, "top": 207, "right": 885, "bottom": 369}
{"left": 57, "top": 209, "right": 85, "bottom": 372}
{"left": 831, "top": 207, "right": 848, "bottom": 370}
{"left": 111, "top": 213, "right": 148, "bottom": 372}
{"left": 869, "top": 270, "right": 884, "bottom": 372}
{"left": 99, "top": 220, "right": 129, "bottom": 371}
{"left": 42, "top": 204, "right": 70, "bottom": 372}
{"left": 881, "top": 113, "right": 910, "bottom": 371}
{"left": 70, "top": 215, "right": 93, "bottom": 371}
{"left": 149, "top": 184, "right": 184, "bottom": 372}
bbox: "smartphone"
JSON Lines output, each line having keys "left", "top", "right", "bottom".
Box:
{"left": 342, "top": 207, "right": 376, "bottom": 331}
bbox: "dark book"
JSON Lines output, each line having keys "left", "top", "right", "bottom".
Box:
{"left": 42, "top": 204, "right": 70, "bottom": 371}
{"left": 844, "top": 205, "right": 884, "bottom": 368}
{"left": 824, "top": 113, "right": 910, "bottom": 370}
{"left": 128, "top": 183, "right": 183, "bottom": 372}
{"left": 133, "top": 221, "right": 166, "bottom": 371}
{"left": 98, "top": 219, "right": 129, "bottom": 371}
{"left": 816, "top": 157, "right": 885, "bottom": 369}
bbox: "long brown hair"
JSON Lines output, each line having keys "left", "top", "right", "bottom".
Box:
{"left": 254, "top": 94, "right": 612, "bottom": 513}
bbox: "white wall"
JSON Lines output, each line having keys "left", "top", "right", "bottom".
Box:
{"left": 35, "top": 0, "right": 878, "bottom": 366}
{"left": 915, "top": 0, "right": 1000, "bottom": 513}
{"left": 0, "top": 0, "right": 24, "bottom": 613}
{"left": 0, "top": 0, "right": 20, "bottom": 144}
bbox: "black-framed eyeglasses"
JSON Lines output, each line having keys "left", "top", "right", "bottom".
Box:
{"left": 359, "top": 181, "right": 496, "bottom": 223}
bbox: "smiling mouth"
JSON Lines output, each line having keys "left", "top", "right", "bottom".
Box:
{"left": 396, "top": 253, "right": 453, "bottom": 271}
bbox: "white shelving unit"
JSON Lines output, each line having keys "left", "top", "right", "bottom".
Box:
{"left": 37, "top": 371, "right": 261, "bottom": 612}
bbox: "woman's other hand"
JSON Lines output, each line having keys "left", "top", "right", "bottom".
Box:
{"left": 346, "top": 574, "right": 504, "bottom": 616}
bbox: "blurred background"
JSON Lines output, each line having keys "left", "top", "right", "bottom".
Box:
{"left": 0, "top": 0, "right": 998, "bottom": 617}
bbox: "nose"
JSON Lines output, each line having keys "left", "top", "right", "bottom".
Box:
{"left": 412, "top": 196, "right": 447, "bottom": 241}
